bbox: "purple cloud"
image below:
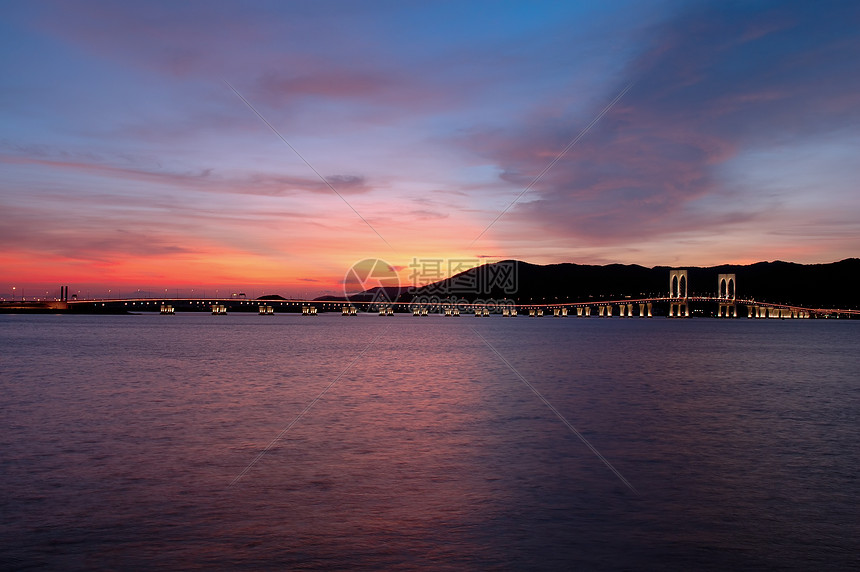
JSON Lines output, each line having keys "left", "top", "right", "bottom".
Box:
{"left": 464, "top": 0, "right": 860, "bottom": 247}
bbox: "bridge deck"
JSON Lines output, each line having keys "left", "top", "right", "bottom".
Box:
{"left": 34, "top": 296, "right": 856, "bottom": 317}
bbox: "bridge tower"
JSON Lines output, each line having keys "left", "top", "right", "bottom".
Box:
{"left": 717, "top": 273, "right": 736, "bottom": 318}
{"left": 668, "top": 269, "right": 689, "bottom": 317}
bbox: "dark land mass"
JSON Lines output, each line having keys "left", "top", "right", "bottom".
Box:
{"left": 393, "top": 258, "right": 860, "bottom": 310}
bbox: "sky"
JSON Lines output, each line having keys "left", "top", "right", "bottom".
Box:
{"left": 2, "top": 0, "right": 859, "bottom": 299}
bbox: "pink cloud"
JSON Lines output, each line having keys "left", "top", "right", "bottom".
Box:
{"left": 258, "top": 70, "right": 394, "bottom": 100}
{"left": 0, "top": 152, "right": 372, "bottom": 197}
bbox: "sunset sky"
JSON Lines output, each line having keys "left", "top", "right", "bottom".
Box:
{"left": 2, "top": 1, "right": 859, "bottom": 298}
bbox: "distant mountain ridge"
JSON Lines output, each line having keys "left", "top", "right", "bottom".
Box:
{"left": 315, "top": 286, "right": 410, "bottom": 303}
{"left": 396, "top": 259, "right": 860, "bottom": 309}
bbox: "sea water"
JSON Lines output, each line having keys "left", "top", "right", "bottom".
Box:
{"left": 1, "top": 314, "right": 857, "bottom": 570}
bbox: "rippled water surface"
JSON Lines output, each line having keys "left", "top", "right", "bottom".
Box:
{"left": 2, "top": 313, "right": 858, "bottom": 570}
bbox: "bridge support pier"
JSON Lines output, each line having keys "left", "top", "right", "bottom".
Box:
{"left": 669, "top": 302, "right": 688, "bottom": 318}
{"left": 718, "top": 303, "right": 736, "bottom": 318}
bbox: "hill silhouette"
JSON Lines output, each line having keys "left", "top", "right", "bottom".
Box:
{"left": 396, "top": 259, "right": 859, "bottom": 309}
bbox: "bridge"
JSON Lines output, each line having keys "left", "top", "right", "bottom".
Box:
{"left": 7, "top": 295, "right": 857, "bottom": 319}
{"left": 4, "top": 272, "right": 857, "bottom": 318}
{"left": 39, "top": 296, "right": 855, "bottom": 318}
